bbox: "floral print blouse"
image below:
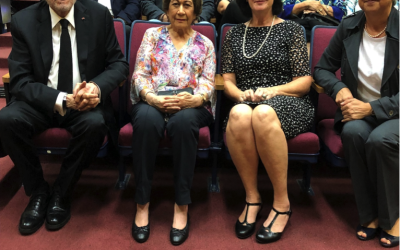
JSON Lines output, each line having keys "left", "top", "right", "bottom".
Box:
{"left": 131, "top": 26, "right": 216, "bottom": 117}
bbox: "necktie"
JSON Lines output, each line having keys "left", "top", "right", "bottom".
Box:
{"left": 57, "top": 19, "right": 73, "bottom": 94}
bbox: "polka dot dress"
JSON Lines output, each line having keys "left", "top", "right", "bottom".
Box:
{"left": 221, "top": 21, "right": 315, "bottom": 138}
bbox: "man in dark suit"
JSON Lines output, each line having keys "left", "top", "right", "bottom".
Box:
{"left": 0, "top": 0, "right": 129, "bottom": 235}
{"left": 94, "top": 0, "right": 141, "bottom": 43}
{"left": 140, "top": 0, "right": 214, "bottom": 22}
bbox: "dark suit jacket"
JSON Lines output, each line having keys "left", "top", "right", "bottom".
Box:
{"left": 112, "top": 0, "right": 141, "bottom": 25}
{"left": 140, "top": 0, "right": 214, "bottom": 22}
{"left": 93, "top": 0, "right": 141, "bottom": 25}
{"left": 7, "top": 0, "right": 129, "bottom": 115}
{"left": 314, "top": 8, "right": 399, "bottom": 133}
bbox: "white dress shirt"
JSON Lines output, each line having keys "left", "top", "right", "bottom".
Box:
{"left": 357, "top": 30, "right": 386, "bottom": 103}
{"left": 49, "top": 6, "right": 81, "bottom": 116}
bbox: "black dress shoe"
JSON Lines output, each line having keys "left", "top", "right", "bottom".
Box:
{"left": 45, "top": 192, "right": 71, "bottom": 231}
{"left": 170, "top": 215, "right": 190, "bottom": 246}
{"left": 380, "top": 229, "right": 399, "bottom": 248}
{"left": 235, "top": 201, "right": 262, "bottom": 239}
{"left": 19, "top": 193, "right": 49, "bottom": 235}
{"left": 256, "top": 207, "right": 292, "bottom": 244}
{"left": 132, "top": 220, "right": 150, "bottom": 243}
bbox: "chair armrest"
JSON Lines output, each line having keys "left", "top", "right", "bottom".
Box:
{"left": 311, "top": 79, "right": 324, "bottom": 94}
{"left": 2, "top": 73, "right": 10, "bottom": 104}
{"left": 2, "top": 73, "right": 10, "bottom": 84}
{"left": 215, "top": 74, "right": 224, "bottom": 91}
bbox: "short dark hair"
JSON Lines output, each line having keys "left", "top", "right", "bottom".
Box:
{"left": 236, "top": 0, "right": 283, "bottom": 17}
{"left": 163, "top": 0, "right": 203, "bottom": 19}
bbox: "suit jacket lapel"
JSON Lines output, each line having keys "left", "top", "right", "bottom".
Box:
{"left": 74, "top": 1, "right": 89, "bottom": 81}
{"left": 381, "top": 36, "right": 398, "bottom": 88}
{"left": 38, "top": 6, "right": 53, "bottom": 81}
{"left": 343, "top": 28, "right": 363, "bottom": 86}
{"left": 381, "top": 9, "right": 399, "bottom": 88}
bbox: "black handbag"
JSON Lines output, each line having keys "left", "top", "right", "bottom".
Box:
{"left": 290, "top": 13, "right": 339, "bottom": 42}
{"left": 157, "top": 87, "right": 194, "bottom": 96}
{"left": 302, "top": 13, "right": 340, "bottom": 26}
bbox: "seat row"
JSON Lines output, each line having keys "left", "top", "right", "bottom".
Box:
{"left": 1, "top": 20, "right": 346, "bottom": 195}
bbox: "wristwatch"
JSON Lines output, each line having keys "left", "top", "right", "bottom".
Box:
{"left": 199, "top": 93, "right": 207, "bottom": 105}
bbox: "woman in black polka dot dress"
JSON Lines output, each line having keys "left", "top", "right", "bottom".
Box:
{"left": 221, "top": 0, "right": 314, "bottom": 244}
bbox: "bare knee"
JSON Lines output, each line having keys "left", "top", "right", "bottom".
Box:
{"left": 252, "top": 105, "right": 281, "bottom": 129}
{"left": 227, "top": 105, "right": 253, "bottom": 136}
{"left": 228, "top": 105, "right": 253, "bottom": 129}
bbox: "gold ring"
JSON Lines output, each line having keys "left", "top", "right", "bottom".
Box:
{"left": 319, "top": 8, "right": 322, "bottom": 11}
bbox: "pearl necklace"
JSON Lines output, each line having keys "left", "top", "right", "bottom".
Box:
{"left": 364, "top": 23, "right": 387, "bottom": 38}
{"left": 242, "top": 16, "right": 275, "bottom": 59}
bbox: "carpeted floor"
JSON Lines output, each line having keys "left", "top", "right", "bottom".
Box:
{"left": 0, "top": 152, "right": 384, "bottom": 250}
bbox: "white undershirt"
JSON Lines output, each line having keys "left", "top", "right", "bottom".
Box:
{"left": 357, "top": 29, "right": 386, "bottom": 103}
{"left": 49, "top": 6, "right": 81, "bottom": 115}
{"left": 97, "top": 0, "right": 114, "bottom": 16}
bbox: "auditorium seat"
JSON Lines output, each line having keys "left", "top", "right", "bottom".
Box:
{"left": 309, "top": 26, "right": 346, "bottom": 167}
{"left": 116, "top": 21, "right": 221, "bottom": 191}
{"left": 217, "top": 24, "right": 320, "bottom": 195}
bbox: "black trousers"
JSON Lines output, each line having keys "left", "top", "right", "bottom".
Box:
{"left": 131, "top": 102, "right": 213, "bottom": 205}
{"left": 0, "top": 100, "right": 107, "bottom": 198}
{"left": 341, "top": 117, "right": 399, "bottom": 230}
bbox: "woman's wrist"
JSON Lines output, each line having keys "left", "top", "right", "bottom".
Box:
{"left": 292, "top": 2, "right": 308, "bottom": 15}
{"left": 146, "top": 93, "right": 156, "bottom": 105}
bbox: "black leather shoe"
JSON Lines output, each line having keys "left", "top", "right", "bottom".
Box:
{"left": 380, "top": 229, "right": 399, "bottom": 248}
{"left": 19, "top": 193, "right": 49, "bottom": 235}
{"left": 256, "top": 207, "right": 292, "bottom": 244}
{"left": 170, "top": 214, "right": 190, "bottom": 246}
{"left": 235, "top": 201, "right": 262, "bottom": 239}
{"left": 132, "top": 220, "right": 150, "bottom": 243}
{"left": 356, "top": 224, "right": 378, "bottom": 241}
{"left": 45, "top": 192, "right": 71, "bottom": 231}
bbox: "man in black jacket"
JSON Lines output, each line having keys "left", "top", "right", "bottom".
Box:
{"left": 0, "top": 0, "right": 129, "bottom": 235}
{"left": 141, "top": 0, "right": 214, "bottom": 22}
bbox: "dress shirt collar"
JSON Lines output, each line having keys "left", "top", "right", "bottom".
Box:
{"left": 49, "top": 5, "right": 75, "bottom": 29}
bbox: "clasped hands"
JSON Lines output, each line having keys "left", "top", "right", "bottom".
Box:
{"left": 147, "top": 92, "right": 203, "bottom": 113}
{"left": 336, "top": 88, "right": 373, "bottom": 122}
{"left": 66, "top": 81, "right": 100, "bottom": 111}
{"left": 239, "top": 87, "right": 278, "bottom": 103}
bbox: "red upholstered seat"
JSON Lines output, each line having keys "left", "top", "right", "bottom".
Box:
{"left": 33, "top": 128, "right": 108, "bottom": 148}
{"left": 317, "top": 119, "right": 344, "bottom": 158}
{"left": 118, "top": 123, "right": 210, "bottom": 149}
{"left": 223, "top": 132, "right": 320, "bottom": 155}
{"left": 310, "top": 26, "right": 345, "bottom": 167}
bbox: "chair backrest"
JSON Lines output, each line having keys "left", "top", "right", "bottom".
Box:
{"left": 217, "top": 23, "right": 235, "bottom": 74}
{"left": 310, "top": 26, "right": 339, "bottom": 121}
{"left": 113, "top": 19, "right": 126, "bottom": 55}
{"left": 111, "top": 19, "right": 126, "bottom": 116}
{"left": 126, "top": 21, "right": 217, "bottom": 114}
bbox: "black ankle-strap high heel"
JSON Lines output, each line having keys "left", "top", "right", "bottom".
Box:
{"left": 235, "top": 201, "right": 263, "bottom": 239}
{"left": 256, "top": 207, "right": 292, "bottom": 244}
